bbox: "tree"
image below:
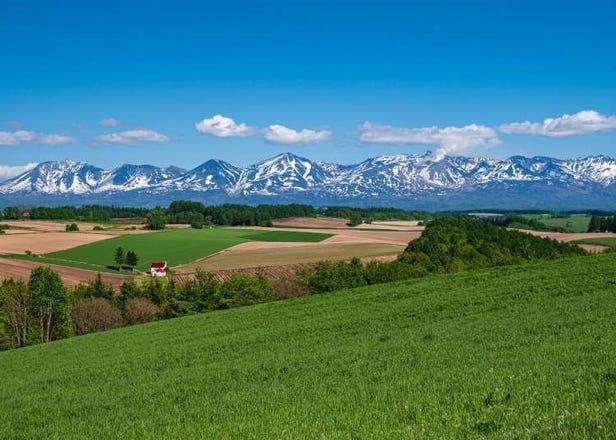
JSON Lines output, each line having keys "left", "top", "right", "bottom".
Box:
{"left": 348, "top": 212, "right": 363, "bottom": 227}
{"left": 146, "top": 208, "right": 167, "bottom": 230}
{"left": 115, "top": 247, "right": 125, "bottom": 271}
{"left": 2, "top": 207, "right": 20, "bottom": 220}
{"left": 588, "top": 215, "right": 602, "bottom": 232}
{"left": 28, "top": 267, "right": 71, "bottom": 343}
{"left": 65, "top": 223, "right": 79, "bottom": 231}
{"left": 73, "top": 274, "right": 114, "bottom": 300}
{"left": 190, "top": 212, "right": 204, "bottom": 229}
{"left": 125, "top": 251, "right": 138, "bottom": 271}
{"left": 0, "top": 279, "right": 30, "bottom": 348}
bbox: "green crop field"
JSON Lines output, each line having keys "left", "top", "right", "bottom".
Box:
{"left": 38, "top": 228, "right": 331, "bottom": 271}
{"left": 573, "top": 237, "right": 616, "bottom": 247}
{"left": 1, "top": 253, "right": 615, "bottom": 438}
{"left": 240, "top": 230, "right": 332, "bottom": 242}
{"left": 523, "top": 214, "right": 591, "bottom": 232}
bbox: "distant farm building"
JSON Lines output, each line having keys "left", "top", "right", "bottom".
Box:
{"left": 150, "top": 262, "right": 167, "bottom": 277}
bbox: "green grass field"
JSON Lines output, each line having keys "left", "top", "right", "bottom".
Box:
{"left": 38, "top": 228, "right": 331, "bottom": 271}
{"left": 1, "top": 253, "right": 615, "bottom": 438}
{"left": 523, "top": 214, "right": 591, "bottom": 232}
{"left": 573, "top": 237, "right": 616, "bottom": 247}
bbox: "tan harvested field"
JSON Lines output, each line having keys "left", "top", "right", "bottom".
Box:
{"left": 0, "top": 258, "right": 133, "bottom": 288}
{"left": 272, "top": 217, "right": 350, "bottom": 229}
{"left": 522, "top": 230, "right": 616, "bottom": 242}
{"left": 237, "top": 226, "right": 420, "bottom": 245}
{"left": 0, "top": 220, "right": 147, "bottom": 233}
{"left": 578, "top": 244, "right": 610, "bottom": 253}
{"left": 272, "top": 217, "right": 422, "bottom": 231}
{"left": 1, "top": 229, "right": 34, "bottom": 235}
{"left": 0, "top": 232, "right": 115, "bottom": 254}
{"left": 174, "top": 226, "right": 421, "bottom": 272}
{"left": 175, "top": 242, "right": 406, "bottom": 272}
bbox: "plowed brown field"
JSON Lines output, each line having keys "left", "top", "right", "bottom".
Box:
{"left": 0, "top": 258, "right": 133, "bottom": 288}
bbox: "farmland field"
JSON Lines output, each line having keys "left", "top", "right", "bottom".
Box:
{"left": 523, "top": 213, "right": 591, "bottom": 232}
{"left": 1, "top": 252, "right": 615, "bottom": 438}
{"left": 41, "top": 228, "right": 331, "bottom": 271}
{"left": 573, "top": 237, "right": 616, "bottom": 247}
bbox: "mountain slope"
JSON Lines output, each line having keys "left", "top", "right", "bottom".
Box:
{"left": 1, "top": 253, "right": 615, "bottom": 438}
{"left": 1, "top": 152, "right": 615, "bottom": 209}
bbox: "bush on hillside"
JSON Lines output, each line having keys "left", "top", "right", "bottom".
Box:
{"left": 124, "top": 298, "right": 160, "bottom": 325}
{"left": 220, "top": 274, "right": 275, "bottom": 308}
{"left": 71, "top": 298, "right": 124, "bottom": 335}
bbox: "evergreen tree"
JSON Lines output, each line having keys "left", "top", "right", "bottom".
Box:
{"left": 114, "top": 247, "right": 125, "bottom": 270}
{"left": 125, "top": 251, "right": 138, "bottom": 270}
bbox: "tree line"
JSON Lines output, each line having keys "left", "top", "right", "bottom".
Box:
{"left": 482, "top": 215, "right": 566, "bottom": 232}
{"left": 0, "top": 205, "right": 149, "bottom": 222}
{"left": 0, "top": 268, "right": 274, "bottom": 350}
{"left": 587, "top": 215, "right": 616, "bottom": 232}
{"left": 0, "top": 202, "right": 430, "bottom": 228}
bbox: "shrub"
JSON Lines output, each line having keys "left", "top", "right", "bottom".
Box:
{"left": 270, "top": 275, "right": 309, "bottom": 299}
{"left": 220, "top": 274, "right": 274, "bottom": 307}
{"left": 348, "top": 213, "right": 363, "bottom": 227}
{"left": 93, "top": 225, "right": 104, "bottom": 231}
{"left": 124, "top": 298, "right": 160, "bottom": 325}
{"left": 65, "top": 223, "right": 79, "bottom": 232}
{"left": 71, "top": 298, "right": 124, "bottom": 335}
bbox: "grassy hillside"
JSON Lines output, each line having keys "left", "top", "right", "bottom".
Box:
{"left": 39, "top": 228, "right": 331, "bottom": 270}
{"left": 1, "top": 253, "right": 615, "bottom": 438}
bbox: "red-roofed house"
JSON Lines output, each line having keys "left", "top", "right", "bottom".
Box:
{"left": 150, "top": 261, "right": 167, "bottom": 277}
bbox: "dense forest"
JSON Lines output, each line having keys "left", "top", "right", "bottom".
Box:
{"left": 587, "top": 215, "right": 616, "bottom": 232}
{"left": 304, "top": 217, "right": 585, "bottom": 293}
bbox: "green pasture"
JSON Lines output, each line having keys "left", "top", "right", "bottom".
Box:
{"left": 522, "top": 213, "right": 591, "bottom": 232}
{"left": 38, "top": 228, "right": 331, "bottom": 271}
{"left": 1, "top": 253, "right": 615, "bottom": 438}
{"left": 573, "top": 237, "right": 616, "bottom": 247}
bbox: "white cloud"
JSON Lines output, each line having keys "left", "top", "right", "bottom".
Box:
{"left": 99, "top": 118, "right": 121, "bottom": 127}
{"left": 263, "top": 124, "right": 332, "bottom": 145}
{"left": 97, "top": 129, "right": 170, "bottom": 144}
{"left": 0, "top": 163, "right": 38, "bottom": 181}
{"left": 499, "top": 110, "right": 616, "bottom": 137}
{"left": 359, "top": 122, "right": 500, "bottom": 159}
{"left": 0, "top": 130, "right": 37, "bottom": 145}
{"left": 194, "top": 115, "right": 257, "bottom": 137}
{"left": 38, "top": 134, "right": 77, "bottom": 145}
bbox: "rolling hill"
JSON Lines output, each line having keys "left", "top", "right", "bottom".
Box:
{"left": 1, "top": 252, "right": 615, "bottom": 438}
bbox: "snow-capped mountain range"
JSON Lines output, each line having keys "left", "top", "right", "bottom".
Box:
{"left": 1, "top": 152, "right": 616, "bottom": 210}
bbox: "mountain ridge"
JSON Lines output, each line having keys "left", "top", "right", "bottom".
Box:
{"left": 1, "top": 152, "right": 616, "bottom": 209}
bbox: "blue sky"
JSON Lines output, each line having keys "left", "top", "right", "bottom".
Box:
{"left": 1, "top": 0, "right": 615, "bottom": 177}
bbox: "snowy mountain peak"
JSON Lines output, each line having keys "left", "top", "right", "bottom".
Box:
{"left": 1, "top": 152, "right": 615, "bottom": 209}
